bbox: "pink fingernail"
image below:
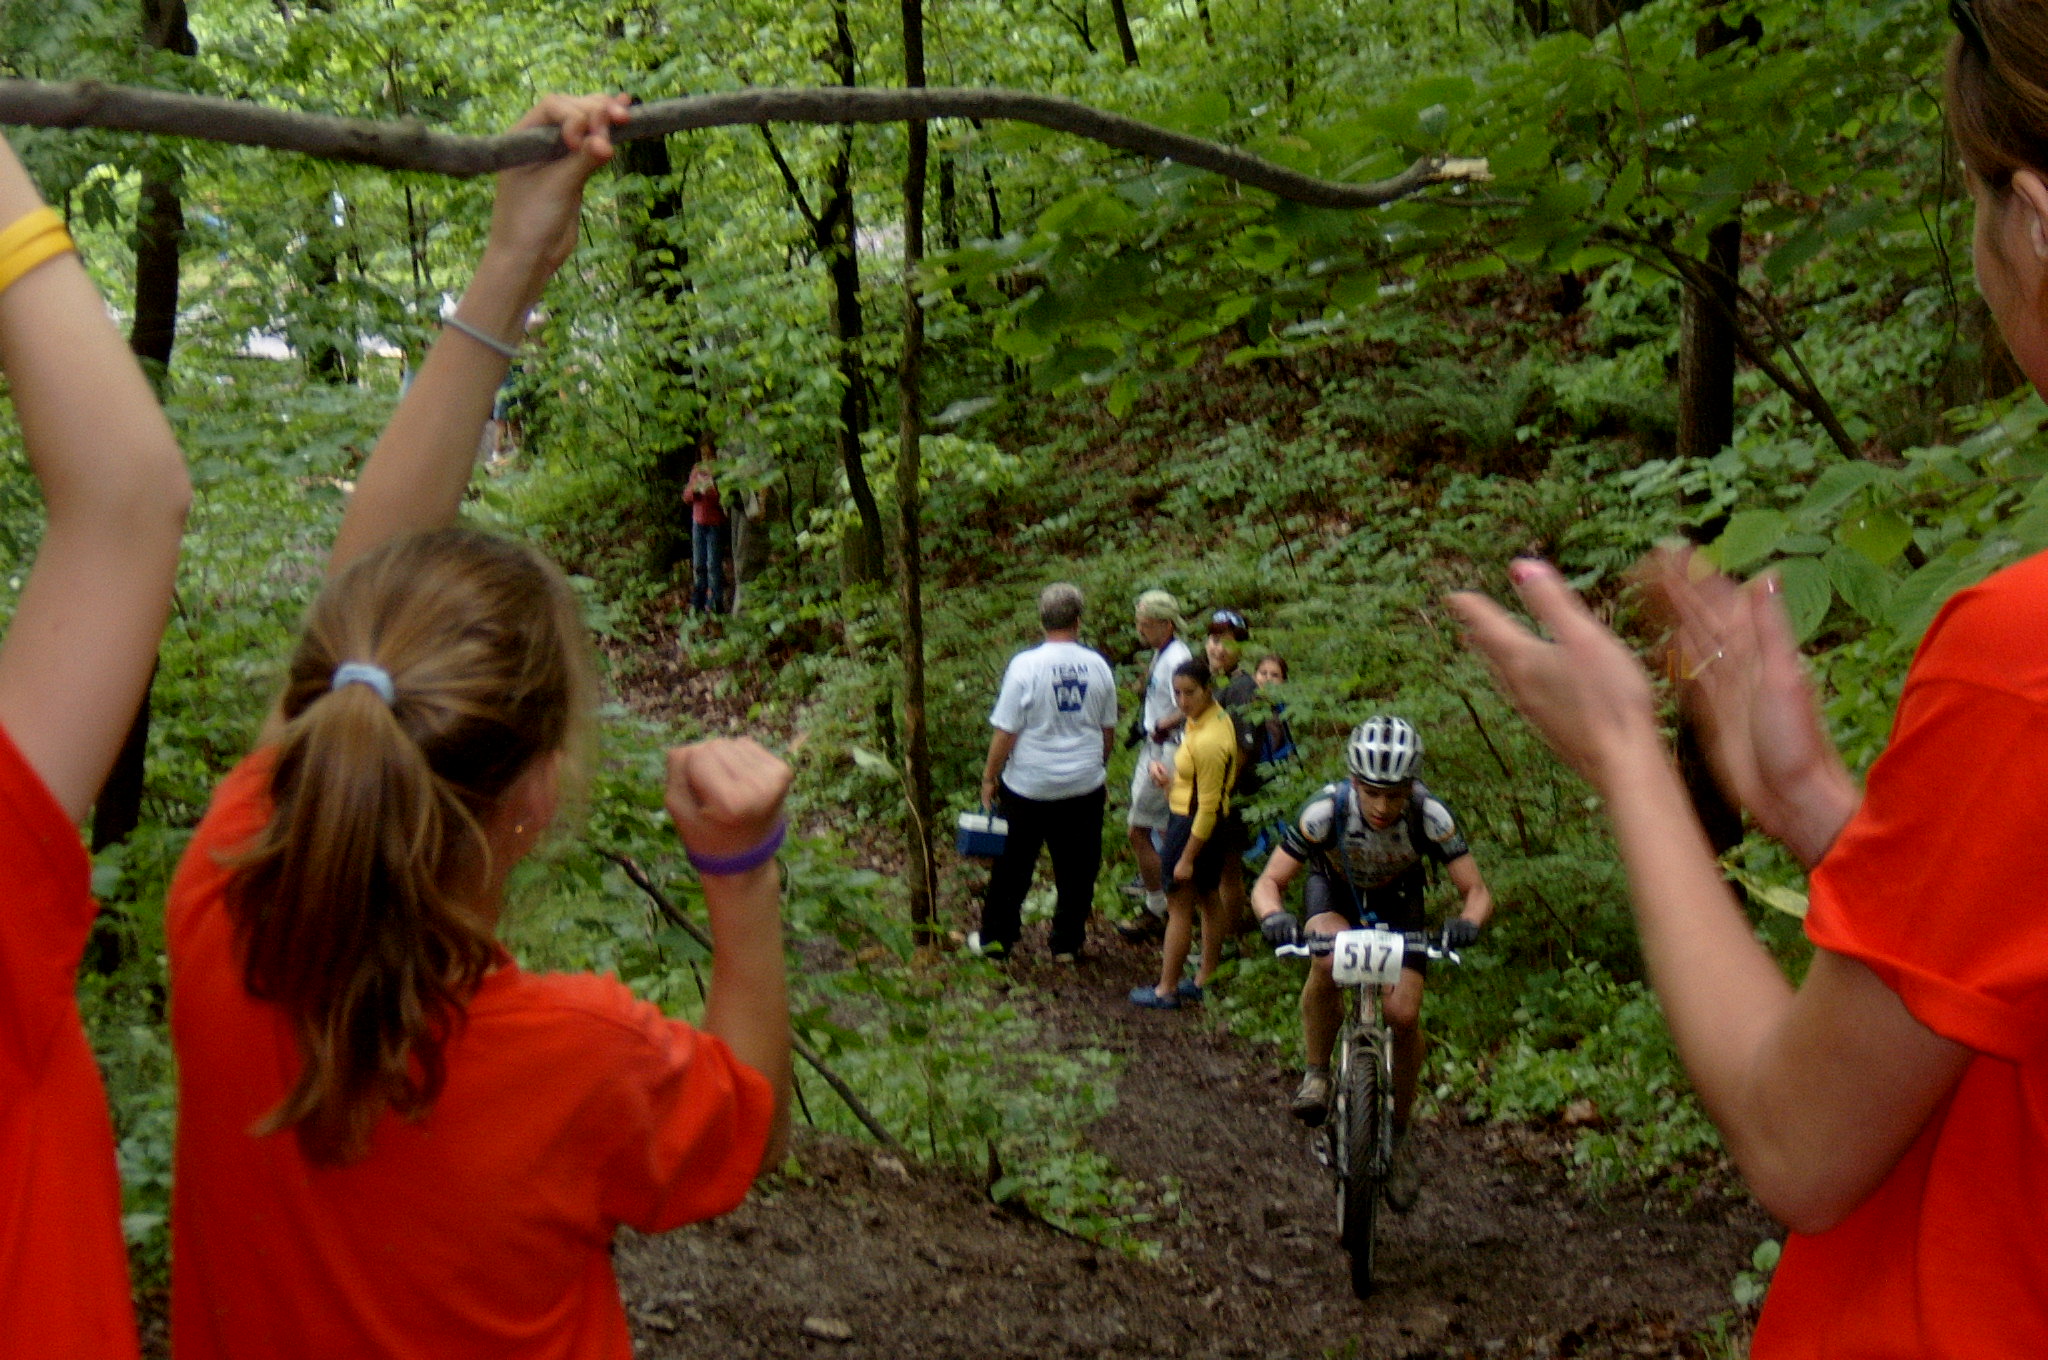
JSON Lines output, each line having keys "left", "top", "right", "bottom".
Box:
{"left": 1508, "top": 558, "right": 1544, "bottom": 584}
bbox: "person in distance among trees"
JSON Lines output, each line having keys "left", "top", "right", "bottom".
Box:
{"left": 164, "top": 95, "right": 792, "bottom": 1360}
{"left": 0, "top": 130, "right": 191, "bottom": 1360}
{"left": 683, "top": 435, "right": 729, "bottom": 615}
{"left": 969, "top": 582, "right": 1119, "bottom": 962}
{"left": 1251, "top": 715, "right": 1493, "bottom": 1212}
{"left": 1449, "top": 7, "right": 2048, "bottom": 1351}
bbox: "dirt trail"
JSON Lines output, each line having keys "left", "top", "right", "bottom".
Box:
{"left": 618, "top": 931, "right": 1772, "bottom": 1360}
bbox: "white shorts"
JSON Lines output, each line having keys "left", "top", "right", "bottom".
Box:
{"left": 1126, "top": 741, "right": 1174, "bottom": 831}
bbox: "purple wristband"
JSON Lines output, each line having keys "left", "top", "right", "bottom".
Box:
{"left": 687, "top": 818, "right": 787, "bottom": 876}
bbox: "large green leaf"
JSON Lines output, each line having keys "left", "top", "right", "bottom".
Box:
{"left": 1711, "top": 510, "right": 1790, "bottom": 573}
{"left": 1772, "top": 555, "right": 1832, "bottom": 643}
{"left": 1823, "top": 544, "right": 1895, "bottom": 626}
{"left": 1794, "top": 461, "right": 1890, "bottom": 526}
{"left": 1840, "top": 507, "right": 1914, "bottom": 566}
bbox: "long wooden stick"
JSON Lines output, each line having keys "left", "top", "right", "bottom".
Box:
{"left": 603, "top": 851, "right": 913, "bottom": 1161}
{"left": 0, "top": 78, "right": 1488, "bottom": 209}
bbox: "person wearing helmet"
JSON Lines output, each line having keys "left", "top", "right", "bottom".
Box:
{"left": 1250, "top": 715, "right": 1493, "bottom": 1211}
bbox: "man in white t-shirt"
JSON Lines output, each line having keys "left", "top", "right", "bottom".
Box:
{"left": 972, "top": 582, "right": 1120, "bottom": 961}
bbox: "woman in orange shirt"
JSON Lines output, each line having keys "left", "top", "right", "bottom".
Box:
{"left": 166, "top": 95, "right": 792, "bottom": 1360}
{"left": 1453, "top": 7, "right": 2048, "bottom": 1353}
{"left": 0, "top": 131, "right": 190, "bottom": 1359}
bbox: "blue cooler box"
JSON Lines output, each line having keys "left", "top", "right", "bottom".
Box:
{"left": 954, "top": 808, "right": 1009, "bottom": 859}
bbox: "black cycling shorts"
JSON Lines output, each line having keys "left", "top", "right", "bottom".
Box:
{"left": 1303, "top": 871, "right": 1428, "bottom": 973}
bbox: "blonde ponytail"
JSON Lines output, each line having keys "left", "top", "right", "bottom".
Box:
{"left": 227, "top": 528, "right": 595, "bottom": 1164}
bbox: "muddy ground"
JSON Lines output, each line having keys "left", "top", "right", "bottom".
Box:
{"left": 618, "top": 921, "right": 1774, "bottom": 1360}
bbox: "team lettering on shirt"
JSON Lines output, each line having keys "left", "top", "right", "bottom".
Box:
{"left": 1050, "top": 663, "right": 1091, "bottom": 713}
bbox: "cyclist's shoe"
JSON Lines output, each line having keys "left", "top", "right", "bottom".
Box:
{"left": 1127, "top": 984, "right": 1179, "bottom": 1010}
{"left": 1176, "top": 977, "right": 1204, "bottom": 1003}
{"left": 1384, "top": 1130, "right": 1421, "bottom": 1213}
{"left": 1290, "top": 1069, "right": 1332, "bottom": 1127}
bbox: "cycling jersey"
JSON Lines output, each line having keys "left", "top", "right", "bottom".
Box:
{"left": 1279, "top": 780, "right": 1469, "bottom": 911}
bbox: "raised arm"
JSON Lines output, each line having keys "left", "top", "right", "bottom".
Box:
{"left": 663, "top": 739, "right": 794, "bottom": 1173}
{"left": 0, "top": 136, "right": 189, "bottom": 820}
{"left": 327, "top": 93, "right": 629, "bottom": 575}
{"left": 1450, "top": 561, "right": 1967, "bottom": 1232}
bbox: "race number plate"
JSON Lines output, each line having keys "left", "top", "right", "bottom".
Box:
{"left": 1331, "top": 928, "right": 1405, "bottom": 987}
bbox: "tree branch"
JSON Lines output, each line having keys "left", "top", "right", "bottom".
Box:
{"left": 756, "top": 124, "right": 821, "bottom": 235}
{"left": 0, "top": 78, "right": 1489, "bottom": 208}
{"left": 1656, "top": 242, "right": 1860, "bottom": 460}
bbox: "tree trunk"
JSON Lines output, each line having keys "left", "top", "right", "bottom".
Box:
{"left": 731, "top": 483, "right": 773, "bottom": 615}
{"left": 299, "top": 225, "right": 351, "bottom": 384}
{"left": 1676, "top": 219, "right": 1739, "bottom": 459}
{"left": 1109, "top": 0, "right": 1140, "bottom": 65}
{"left": 93, "top": 0, "right": 194, "bottom": 854}
{"left": 828, "top": 0, "right": 887, "bottom": 582}
{"left": 1674, "top": 5, "right": 1757, "bottom": 461}
{"left": 1567, "top": 0, "right": 1648, "bottom": 37}
{"left": 937, "top": 150, "right": 957, "bottom": 252}
{"left": 899, "top": 0, "right": 936, "bottom": 938}
{"left": 621, "top": 128, "right": 703, "bottom": 573}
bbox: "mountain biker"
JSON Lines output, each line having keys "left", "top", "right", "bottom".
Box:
{"left": 1251, "top": 715, "right": 1493, "bottom": 1210}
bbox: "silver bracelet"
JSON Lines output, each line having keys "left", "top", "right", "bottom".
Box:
{"left": 443, "top": 314, "right": 518, "bottom": 360}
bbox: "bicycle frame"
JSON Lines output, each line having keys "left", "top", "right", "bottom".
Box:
{"left": 1331, "top": 980, "right": 1396, "bottom": 1193}
{"left": 1279, "top": 925, "right": 1459, "bottom": 1298}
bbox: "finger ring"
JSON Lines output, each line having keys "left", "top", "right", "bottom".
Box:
{"left": 1684, "top": 649, "right": 1725, "bottom": 681}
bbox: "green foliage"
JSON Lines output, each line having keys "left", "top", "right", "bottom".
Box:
{"left": 1733, "top": 1237, "right": 1783, "bottom": 1309}
{"left": 1437, "top": 961, "right": 1727, "bottom": 1189}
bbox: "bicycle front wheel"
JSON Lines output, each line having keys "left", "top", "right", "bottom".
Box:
{"left": 1335, "top": 1031, "right": 1386, "bottom": 1298}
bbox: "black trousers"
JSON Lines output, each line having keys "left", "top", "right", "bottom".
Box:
{"left": 979, "top": 781, "right": 1107, "bottom": 956}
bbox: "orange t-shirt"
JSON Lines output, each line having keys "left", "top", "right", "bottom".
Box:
{"left": 167, "top": 752, "right": 775, "bottom": 1360}
{"left": 0, "top": 723, "right": 140, "bottom": 1359}
{"left": 1754, "top": 550, "right": 2048, "bottom": 1359}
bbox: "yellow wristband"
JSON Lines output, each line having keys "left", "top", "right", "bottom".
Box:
{"left": 0, "top": 207, "right": 62, "bottom": 263}
{"left": 0, "top": 228, "right": 75, "bottom": 298}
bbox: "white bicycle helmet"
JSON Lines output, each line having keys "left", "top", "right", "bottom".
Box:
{"left": 1347, "top": 715, "right": 1421, "bottom": 785}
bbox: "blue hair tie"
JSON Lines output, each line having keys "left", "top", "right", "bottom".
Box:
{"left": 330, "top": 662, "right": 396, "bottom": 706}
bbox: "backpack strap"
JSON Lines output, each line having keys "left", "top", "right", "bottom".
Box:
{"left": 1410, "top": 790, "right": 1432, "bottom": 888}
{"left": 1323, "top": 782, "right": 1368, "bottom": 921}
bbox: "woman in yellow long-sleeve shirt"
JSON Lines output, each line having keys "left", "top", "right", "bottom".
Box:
{"left": 1129, "top": 657, "right": 1240, "bottom": 1009}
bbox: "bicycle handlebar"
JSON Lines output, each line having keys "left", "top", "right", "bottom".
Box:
{"left": 1274, "top": 926, "right": 1464, "bottom": 968}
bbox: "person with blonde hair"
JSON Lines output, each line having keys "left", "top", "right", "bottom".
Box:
{"left": 1115, "top": 589, "right": 1191, "bottom": 941}
{"left": 0, "top": 131, "right": 190, "bottom": 1358}
{"left": 1452, "top": 7, "right": 2048, "bottom": 1349}
{"left": 166, "top": 95, "right": 792, "bottom": 1359}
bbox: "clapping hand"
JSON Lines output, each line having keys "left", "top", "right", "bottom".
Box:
{"left": 1447, "top": 559, "right": 1663, "bottom": 793}
{"left": 1652, "top": 548, "right": 1857, "bottom": 867}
